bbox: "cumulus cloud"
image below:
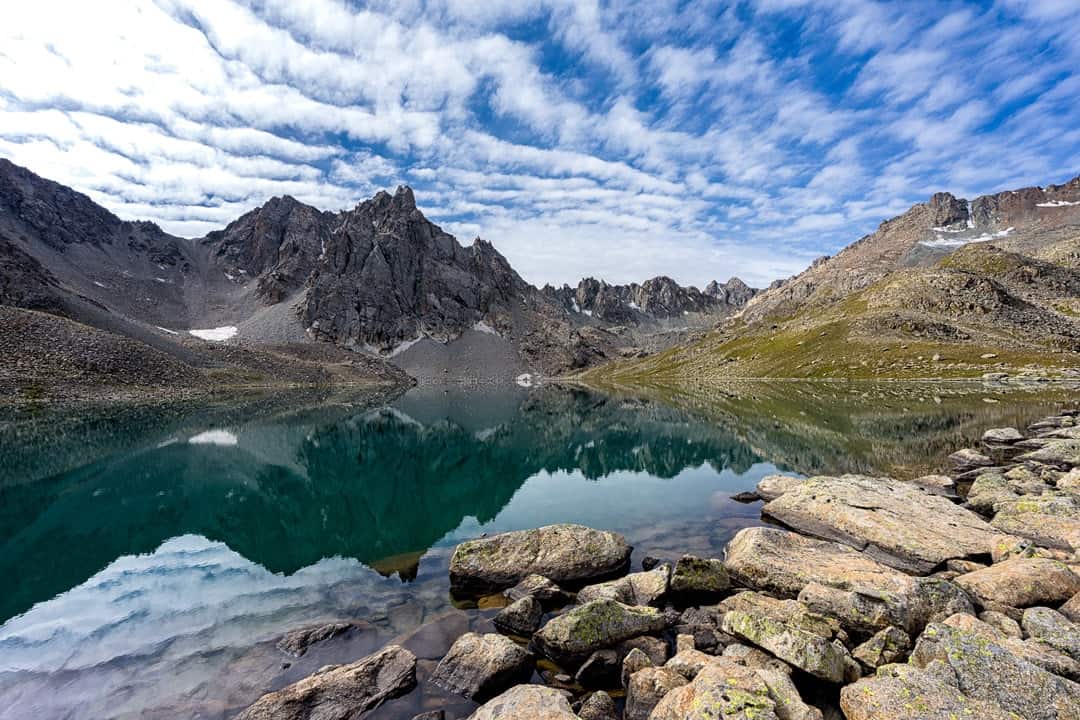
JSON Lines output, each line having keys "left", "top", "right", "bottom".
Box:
{"left": 0, "top": 0, "right": 1077, "bottom": 287}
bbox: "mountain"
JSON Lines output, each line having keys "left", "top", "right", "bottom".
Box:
{"left": 0, "top": 159, "right": 752, "bottom": 396}
{"left": 588, "top": 174, "right": 1080, "bottom": 382}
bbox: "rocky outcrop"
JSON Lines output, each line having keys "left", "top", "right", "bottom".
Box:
{"left": 430, "top": 632, "right": 534, "bottom": 701}
{"left": 235, "top": 644, "right": 416, "bottom": 720}
{"left": 449, "top": 524, "right": 632, "bottom": 595}
{"left": 543, "top": 275, "right": 757, "bottom": 324}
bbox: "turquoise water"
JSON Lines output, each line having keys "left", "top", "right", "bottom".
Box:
{"left": 0, "top": 382, "right": 1071, "bottom": 718}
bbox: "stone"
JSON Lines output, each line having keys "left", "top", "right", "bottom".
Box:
{"left": 761, "top": 475, "right": 1005, "bottom": 574}
{"left": 943, "top": 612, "right": 1080, "bottom": 680}
{"left": 722, "top": 643, "right": 786, "bottom": 671}
{"left": 578, "top": 690, "right": 616, "bottom": 720}
{"left": 620, "top": 647, "right": 652, "bottom": 688}
{"left": 979, "top": 610, "right": 1022, "bottom": 638}
{"left": 235, "top": 644, "right": 417, "bottom": 720}
{"left": 966, "top": 472, "right": 1021, "bottom": 514}
{"left": 648, "top": 659, "right": 779, "bottom": 720}
{"left": 949, "top": 447, "right": 995, "bottom": 473}
{"left": 531, "top": 599, "right": 672, "bottom": 667}
{"left": 724, "top": 528, "right": 972, "bottom": 637}
{"left": 576, "top": 566, "right": 669, "bottom": 607}
{"left": 494, "top": 596, "right": 543, "bottom": 637}
{"left": 276, "top": 621, "right": 354, "bottom": 657}
{"left": 983, "top": 427, "right": 1026, "bottom": 445}
{"left": 719, "top": 592, "right": 855, "bottom": 683}
{"left": 616, "top": 635, "right": 669, "bottom": 666}
{"left": 754, "top": 665, "right": 822, "bottom": 720}
{"left": 669, "top": 554, "right": 729, "bottom": 600}
{"left": 676, "top": 606, "right": 732, "bottom": 654}
{"left": 840, "top": 661, "right": 1016, "bottom": 720}
{"left": 990, "top": 492, "right": 1080, "bottom": 550}
{"left": 954, "top": 557, "right": 1080, "bottom": 608}
{"left": 466, "top": 684, "right": 578, "bottom": 720}
{"left": 1058, "top": 468, "right": 1080, "bottom": 493}
{"left": 851, "top": 626, "right": 911, "bottom": 669}
{"left": 430, "top": 633, "right": 533, "bottom": 701}
{"left": 676, "top": 633, "right": 695, "bottom": 653}
{"left": 1017, "top": 439, "right": 1080, "bottom": 469}
{"left": 665, "top": 648, "right": 714, "bottom": 679}
{"left": 624, "top": 666, "right": 688, "bottom": 720}
{"left": 450, "top": 525, "right": 632, "bottom": 595}
{"left": 1062, "top": 592, "right": 1080, "bottom": 623}
{"left": 574, "top": 649, "right": 619, "bottom": 688}
{"left": 756, "top": 474, "right": 806, "bottom": 501}
{"left": 908, "top": 474, "right": 956, "bottom": 497}
{"left": 504, "top": 574, "right": 573, "bottom": 608}
{"left": 1023, "top": 606, "right": 1080, "bottom": 661}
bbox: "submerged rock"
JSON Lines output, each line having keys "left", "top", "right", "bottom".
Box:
{"left": 275, "top": 621, "right": 354, "bottom": 657}
{"left": 954, "top": 557, "right": 1080, "bottom": 609}
{"left": 761, "top": 474, "right": 1005, "bottom": 573}
{"left": 235, "top": 644, "right": 417, "bottom": 720}
{"left": 430, "top": 633, "right": 533, "bottom": 701}
{"left": 450, "top": 524, "right": 631, "bottom": 595}
{"left": 467, "top": 684, "right": 578, "bottom": 720}
{"left": 532, "top": 599, "right": 672, "bottom": 667}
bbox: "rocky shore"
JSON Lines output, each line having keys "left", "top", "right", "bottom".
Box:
{"left": 235, "top": 408, "right": 1080, "bottom": 719}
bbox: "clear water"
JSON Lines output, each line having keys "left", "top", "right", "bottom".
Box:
{"left": 0, "top": 382, "right": 1072, "bottom": 718}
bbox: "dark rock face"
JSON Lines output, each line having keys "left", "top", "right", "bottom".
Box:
{"left": 543, "top": 275, "right": 757, "bottom": 324}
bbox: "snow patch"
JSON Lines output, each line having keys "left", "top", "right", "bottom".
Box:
{"left": 93, "top": 281, "right": 107, "bottom": 288}
{"left": 154, "top": 277, "right": 168, "bottom": 283}
{"left": 381, "top": 335, "right": 424, "bottom": 358}
{"left": 628, "top": 300, "right": 640, "bottom": 310}
{"left": 920, "top": 227, "right": 1014, "bottom": 249}
{"left": 582, "top": 309, "right": 593, "bottom": 317}
{"left": 187, "top": 429, "right": 238, "bottom": 446}
{"left": 515, "top": 373, "right": 535, "bottom": 388}
{"left": 473, "top": 320, "right": 499, "bottom": 336}
{"left": 571, "top": 299, "right": 581, "bottom": 313}
{"left": 1037, "top": 200, "right": 1080, "bottom": 207}
{"left": 189, "top": 326, "right": 238, "bottom": 341}
{"left": 224, "top": 272, "right": 236, "bottom": 281}
{"left": 155, "top": 326, "right": 178, "bottom": 335}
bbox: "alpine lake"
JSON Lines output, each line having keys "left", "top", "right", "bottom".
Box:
{"left": 1, "top": 380, "right": 1076, "bottom": 719}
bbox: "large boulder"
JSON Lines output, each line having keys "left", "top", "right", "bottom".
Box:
{"left": 531, "top": 599, "right": 672, "bottom": 667}
{"left": 942, "top": 612, "right": 1080, "bottom": 681}
{"left": 954, "top": 557, "right": 1080, "bottom": 609}
{"left": 761, "top": 475, "right": 1006, "bottom": 573}
{"left": 466, "top": 684, "right": 578, "bottom": 720}
{"left": 756, "top": 474, "right": 806, "bottom": 501}
{"left": 235, "top": 644, "right": 417, "bottom": 720}
{"left": 450, "top": 525, "right": 632, "bottom": 595}
{"left": 1017, "top": 439, "right": 1080, "bottom": 469}
{"left": 669, "top": 554, "right": 730, "bottom": 600}
{"left": 724, "top": 527, "right": 971, "bottom": 636}
{"left": 648, "top": 659, "right": 780, "bottom": 720}
{"left": 576, "top": 566, "right": 669, "bottom": 606}
{"left": 990, "top": 493, "right": 1080, "bottom": 550}
{"left": 719, "top": 592, "right": 856, "bottom": 683}
{"left": 430, "top": 633, "right": 534, "bottom": 701}
{"left": 840, "top": 661, "right": 1016, "bottom": 720}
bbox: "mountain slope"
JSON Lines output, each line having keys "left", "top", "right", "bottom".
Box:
{"left": 588, "top": 175, "right": 1080, "bottom": 382}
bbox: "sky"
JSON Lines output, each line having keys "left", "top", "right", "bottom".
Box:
{"left": 1, "top": 1, "right": 1079, "bottom": 289}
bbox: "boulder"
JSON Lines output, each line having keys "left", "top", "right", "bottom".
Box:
{"left": 617, "top": 635, "right": 669, "bottom": 666}
{"left": 531, "top": 599, "right": 672, "bottom": 667}
{"left": 1062, "top": 592, "right": 1080, "bottom": 623}
{"left": 1023, "top": 606, "right": 1080, "bottom": 661}
{"left": 966, "top": 472, "right": 1021, "bottom": 514}
{"left": 954, "top": 557, "right": 1080, "bottom": 609}
{"left": 1017, "top": 439, "right": 1080, "bottom": 469}
{"left": 719, "top": 592, "right": 856, "bottom": 683}
{"left": 576, "top": 566, "right": 669, "bottom": 607}
{"left": 578, "top": 690, "right": 616, "bottom": 720}
{"left": 430, "top": 633, "right": 533, "bottom": 701}
{"left": 754, "top": 666, "right": 823, "bottom": 720}
{"left": 669, "top": 554, "right": 729, "bottom": 600}
{"left": 1058, "top": 467, "right": 1080, "bottom": 493}
{"left": 235, "top": 644, "right": 417, "bottom": 720}
{"left": 504, "top": 574, "right": 573, "bottom": 608}
{"left": 949, "top": 447, "right": 995, "bottom": 473}
{"left": 624, "top": 666, "right": 688, "bottom": 720}
{"left": 450, "top": 525, "right": 632, "bottom": 595}
{"left": 990, "top": 493, "right": 1080, "bottom": 550}
{"left": 761, "top": 475, "right": 1004, "bottom": 573}
{"left": 494, "top": 596, "right": 543, "bottom": 637}
{"left": 983, "top": 427, "right": 1025, "bottom": 446}
{"left": 978, "top": 610, "right": 1022, "bottom": 638}
{"left": 840, "top": 662, "right": 1016, "bottom": 720}
{"left": 851, "top": 626, "right": 911, "bottom": 669}
{"left": 756, "top": 474, "right": 806, "bottom": 501}
{"left": 943, "top": 612, "right": 1080, "bottom": 681}
{"left": 620, "top": 646, "right": 652, "bottom": 688}
{"left": 648, "top": 659, "right": 779, "bottom": 720}
{"left": 665, "top": 648, "right": 714, "bottom": 679}
{"left": 467, "top": 684, "right": 578, "bottom": 720}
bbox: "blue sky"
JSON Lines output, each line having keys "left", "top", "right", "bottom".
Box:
{"left": 1, "top": 0, "right": 1078, "bottom": 288}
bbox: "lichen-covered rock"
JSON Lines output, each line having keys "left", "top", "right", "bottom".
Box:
{"left": 1017, "top": 439, "right": 1080, "bottom": 469}
{"left": 1059, "top": 468, "right": 1080, "bottom": 494}
{"left": 754, "top": 666, "right": 823, "bottom": 720}
{"left": 467, "top": 684, "right": 578, "bottom": 720}
{"left": 450, "top": 525, "right": 631, "bottom": 595}
{"left": 852, "top": 626, "right": 911, "bottom": 669}
{"left": 576, "top": 566, "right": 669, "bottom": 607}
{"left": 966, "top": 472, "right": 1021, "bottom": 514}
{"left": 719, "top": 592, "right": 856, "bottom": 683}
{"left": 724, "top": 527, "right": 971, "bottom": 636}
{"left": 665, "top": 648, "right": 714, "bottom": 679}
{"left": 954, "top": 557, "right": 1080, "bottom": 608}
{"left": 624, "top": 667, "right": 687, "bottom": 720}
{"left": 1023, "top": 606, "right": 1080, "bottom": 661}
{"left": 990, "top": 492, "right": 1080, "bottom": 550}
{"left": 756, "top": 474, "right": 806, "bottom": 501}
{"left": 669, "top": 554, "right": 729, "bottom": 600}
{"left": 430, "top": 633, "right": 533, "bottom": 701}
{"left": 578, "top": 690, "right": 616, "bottom": 720}
{"left": 942, "top": 611, "right": 1080, "bottom": 680}
{"left": 1062, "top": 592, "right": 1080, "bottom": 623}
{"left": 761, "top": 475, "right": 1005, "bottom": 573}
{"left": 235, "top": 644, "right": 417, "bottom": 720}
{"left": 978, "top": 610, "right": 1022, "bottom": 638}
{"left": 840, "top": 662, "right": 1016, "bottom": 720}
{"left": 648, "top": 659, "right": 780, "bottom": 720}
{"left": 504, "top": 574, "right": 574, "bottom": 608}
{"left": 620, "top": 646, "right": 652, "bottom": 688}
{"left": 532, "top": 599, "right": 672, "bottom": 667}
{"left": 494, "top": 596, "right": 543, "bottom": 637}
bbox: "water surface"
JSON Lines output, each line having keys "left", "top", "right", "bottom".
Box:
{"left": 0, "top": 381, "right": 1073, "bottom": 718}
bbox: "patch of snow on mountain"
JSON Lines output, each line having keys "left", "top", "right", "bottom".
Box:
{"left": 920, "top": 227, "right": 1014, "bottom": 249}
{"left": 189, "top": 326, "right": 238, "bottom": 341}
{"left": 188, "top": 429, "right": 238, "bottom": 446}
{"left": 1037, "top": 200, "right": 1080, "bottom": 207}
{"left": 473, "top": 320, "right": 498, "bottom": 336}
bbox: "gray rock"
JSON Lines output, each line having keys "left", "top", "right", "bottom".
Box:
{"left": 620, "top": 646, "right": 653, "bottom": 688}
{"left": 578, "top": 690, "right": 616, "bottom": 720}
{"left": 908, "top": 474, "right": 957, "bottom": 497}
{"left": 450, "top": 524, "right": 632, "bottom": 595}
{"left": 624, "top": 667, "right": 687, "bottom": 720}
{"left": 1023, "top": 606, "right": 1080, "bottom": 661}
{"left": 649, "top": 659, "right": 780, "bottom": 720}
{"left": 949, "top": 447, "right": 995, "bottom": 473}
{"left": 756, "top": 474, "right": 806, "bottom": 501}
{"left": 235, "top": 644, "right": 416, "bottom": 720}
{"left": 851, "top": 626, "right": 911, "bottom": 669}
{"left": 430, "top": 632, "right": 533, "bottom": 701}
{"left": 504, "top": 574, "right": 573, "bottom": 608}
{"left": 1017, "top": 439, "right": 1080, "bottom": 469}
{"left": 665, "top": 648, "right": 714, "bottom": 679}
{"left": 669, "top": 554, "right": 729, "bottom": 600}
{"left": 532, "top": 599, "right": 672, "bottom": 667}
{"left": 616, "top": 635, "right": 669, "bottom": 666}
{"left": 1062, "top": 592, "right": 1080, "bottom": 623}
{"left": 983, "top": 427, "right": 1026, "bottom": 445}
{"left": 494, "top": 596, "right": 543, "bottom": 637}
{"left": 943, "top": 612, "right": 1080, "bottom": 681}
{"left": 576, "top": 566, "right": 669, "bottom": 607}
{"left": 990, "top": 492, "right": 1080, "bottom": 550}
{"left": 761, "top": 474, "right": 1005, "bottom": 574}
{"left": 467, "top": 684, "right": 577, "bottom": 720}
{"left": 979, "top": 610, "right": 1023, "bottom": 638}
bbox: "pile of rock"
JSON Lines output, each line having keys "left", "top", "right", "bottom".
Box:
{"left": 234, "top": 409, "right": 1080, "bottom": 720}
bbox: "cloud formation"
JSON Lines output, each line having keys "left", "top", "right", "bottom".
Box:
{"left": 1, "top": 0, "right": 1078, "bottom": 287}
